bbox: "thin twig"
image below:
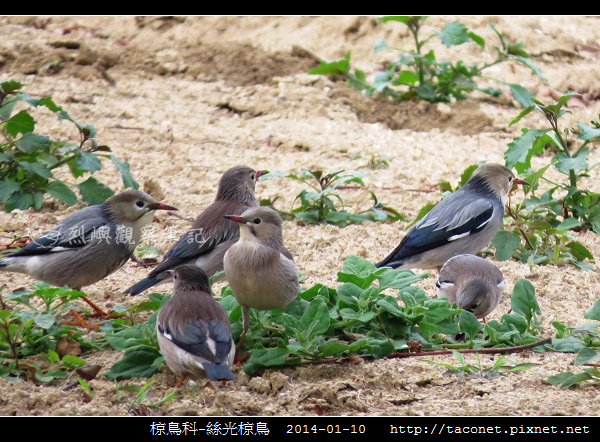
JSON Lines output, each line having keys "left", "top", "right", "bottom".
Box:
{"left": 387, "top": 336, "right": 552, "bottom": 358}
{"left": 248, "top": 337, "right": 553, "bottom": 370}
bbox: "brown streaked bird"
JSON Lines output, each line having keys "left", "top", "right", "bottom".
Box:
{"left": 157, "top": 265, "right": 235, "bottom": 387}
{"left": 376, "top": 163, "right": 528, "bottom": 270}
{"left": 223, "top": 206, "right": 299, "bottom": 350}
{"left": 125, "top": 166, "right": 267, "bottom": 296}
{"left": 436, "top": 254, "right": 506, "bottom": 322}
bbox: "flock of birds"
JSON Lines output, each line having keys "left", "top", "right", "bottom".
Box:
{"left": 0, "top": 163, "right": 528, "bottom": 386}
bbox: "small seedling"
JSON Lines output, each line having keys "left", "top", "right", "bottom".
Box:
{"left": 422, "top": 351, "right": 537, "bottom": 381}
{"left": 263, "top": 169, "right": 404, "bottom": 226}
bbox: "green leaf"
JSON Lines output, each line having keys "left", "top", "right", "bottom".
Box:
{"left": 504, "top": 128, "right": 549, "bottom": 173}
{"left": 0, "top": 79, "right": 24, "bottom": 95}
{"left": 5, "top": 190, "right": 35, "bottom": 211}
{"left": 308, "top": 52, "right": 351, "bottom": 76}
{"left": 547, "top": 371, "right": 591, "bottom": 389}
{"left": 459, "top": 310, "right": 484, "bottom": 340}
{"left": 300, "top": 298, "right": 330, "bottom": 336}
{"left": 511, "top": 278, "right": 540, "bottom": 323}
{"left": 584, "top": 297, "right": 600, "bottom": 322}
{"left": 577, "top": 122, "right": 600, "bottom": 141}
{"left": 248, "top": 345, "right": 290, "bottom": 367}
{"left": 492, "top": 230, "right": 522, "bottom": 261}
{"left": 77, "top": 152, "right": 103, "bottom": 174}
{"left": 436, "top": 21, "right": 471, "bottom": 47}
{"left": 33, "top": 313, "right": 56, "bottom": 329}
{"left": 104, "top": 347, "right": 162, "bottom": 380}
{"left": 508, "top": 84, "right": 536, "bottom": 108}
{"left": 15, "top": 132, "right": 53, "bottom": 153}
{"left": 4, "top": 109, "right": 35, "bottom": 136}
{"left": 77, "top": 177, "right": 114, "bottom": 205}
{"left": 468, "top": 31, "right": 485, "bottom": 48}
{"left": 319, "top": 340, "right": 350, "bottom": 357}
{"left": 337, "top": 255, "right": 383, "bottom": 289}
{"left": 556, "top": 217, "right": 583, "bottom": 231}
{"left": 18, "top": 161, "right": 53, "bottom": 179}
{"left": 0, "top": 179, "right": 20, "bottom": 203}
{"left": 554, "top": 148, "right": 589, "bottom": 174}
{"left": 393, "top": 70, "right": 419, "bottom": 86}
{"left": 46, "top": 180, "right": 78, "bottom": 206}
{"left": 110, "top": 155, "right": 139, "bottom": 189}
{"left": 378, "top": 16, "right": 414, "bottom": 24}
{"left": 378, "top": 268, "right": 428, "bottom": 290}
{"left": 574, "top": 347, "right": 600, "bottom": 366}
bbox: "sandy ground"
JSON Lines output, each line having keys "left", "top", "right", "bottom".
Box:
{"left": 0, "top": 15, "right": 599, "bottom": 416}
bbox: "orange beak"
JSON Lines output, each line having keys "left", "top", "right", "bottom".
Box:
{"left": 148, "top": 202, "right": 178, "bottom": 211}
{"left": 224, "top": 214, "right": 246, "bottom": 223}
{"left": 514, "top": 178, "right": 529, "bottom": 186}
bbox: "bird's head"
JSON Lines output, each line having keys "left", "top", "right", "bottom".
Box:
{"left": 224, "top": 206, "right": 283, "bottom": 245}
{"left": 106, "top": 190, "right": 177, "bottom": 224}
{"left": 216, "top": 166, "right": 268, "bottom": 202}
{"left": 470, "top": 163, "right": 529, "bottom": 204}
{"left": 167, "top": 264, "right": 212, "bottom": 294}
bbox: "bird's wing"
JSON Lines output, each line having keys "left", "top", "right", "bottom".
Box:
{"left": 392, "top": 196, "right": 496, "bottom": 259}
{"left": 148, "top": 200, "right": 250, "bottom": 276}
{"left": 8, "top": 206, "right": 111, "bottom": 257}
{"left": 158, "top": 318, "right": 233, "bottom": 365}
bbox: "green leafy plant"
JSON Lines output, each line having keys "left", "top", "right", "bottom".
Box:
{"left": 113, "top": 376, "right": 179, "bottom": 415}
{"left": 31, "top": 349, "right": 86, "bottom": 384}
{"left": 264, "top": 169, "right": 404, "bottom": 226}
{"left": 309, "top": 16, "right": 544, "bottom": 104}
{"left": 547, "top": 297, "right": 600, "bottom": 389}
{"left": 223, "top": 256, "right": 546, "bottom": 376}
{"left": 0, "top": 283, "right": 96, "bottom": 380}
{"left": 493, "top": 91, "right": 599, "bottom": 268}
{"left": 97, "top": 256, "right": 549, "bottom": 380}
{"left": 422, "top": 350, "right": 537, "bottom": 381}
{"left": 102, "top": 293, "right": 168, "bottom": 380}
{"left": 0, "top": 79, "right": 139, "bottom": 212}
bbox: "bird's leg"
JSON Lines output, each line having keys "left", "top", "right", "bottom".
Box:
{"left": 60, "top": 287, "right": 106, "bottom": 329}
{"left": 78, "top": 296, "right": 108, "bottom": 318}
{"left": 65, "top": 309, "right": 102, "bottom": 330}
{"left": 234, "top": 329, "right": 249, "bottom": 365}
{"left": 62, "top": 289, "right": 120, "bottom": 328}
{"left": 234, "top": 306, "right": 251, "bottom": 364}
{"left": 174, "top": 374, "right": 187, "bottom": 388}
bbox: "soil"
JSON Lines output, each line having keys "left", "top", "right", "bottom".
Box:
{"left": 0, "top": 15, "right": 599, "bottom": 417}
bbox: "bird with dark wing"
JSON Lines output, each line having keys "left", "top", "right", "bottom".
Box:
{"left": 125, "top": 166, "right": 267, "bottom": 296}
{"left": 376, "top": 163, "right": 528, "bottom": 270}
{"left": 157, "top": 265, "right": 235, "bottom": 387}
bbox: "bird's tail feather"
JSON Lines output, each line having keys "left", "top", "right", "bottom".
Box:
{"left": 202, "top": 363, "right": 235, "bottom": 381}
{"left": 123, "top": 275, "right": 165, "bottom": 296}
{"left": 375, "top": 255, "right": 402, "bottom": 269}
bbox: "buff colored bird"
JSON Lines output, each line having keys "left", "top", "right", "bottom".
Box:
{"left": 436, "top": 254, "right": 506, "bottom": 321}
{"left": 223, "top": 206, "right": 299, "bottom": 349}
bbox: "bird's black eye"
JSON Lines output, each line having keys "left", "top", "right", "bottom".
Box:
{"left": 470, "top": 304, "right": 479, "bottom": 309}
{"left": 253, "top": 218, "right": 262, "bottom": 224}
{"left": 251, "top": 174, "right": 256, "bottom": 181}
{"left": 136, "top": 200, "right": 145, "bottom": 208}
